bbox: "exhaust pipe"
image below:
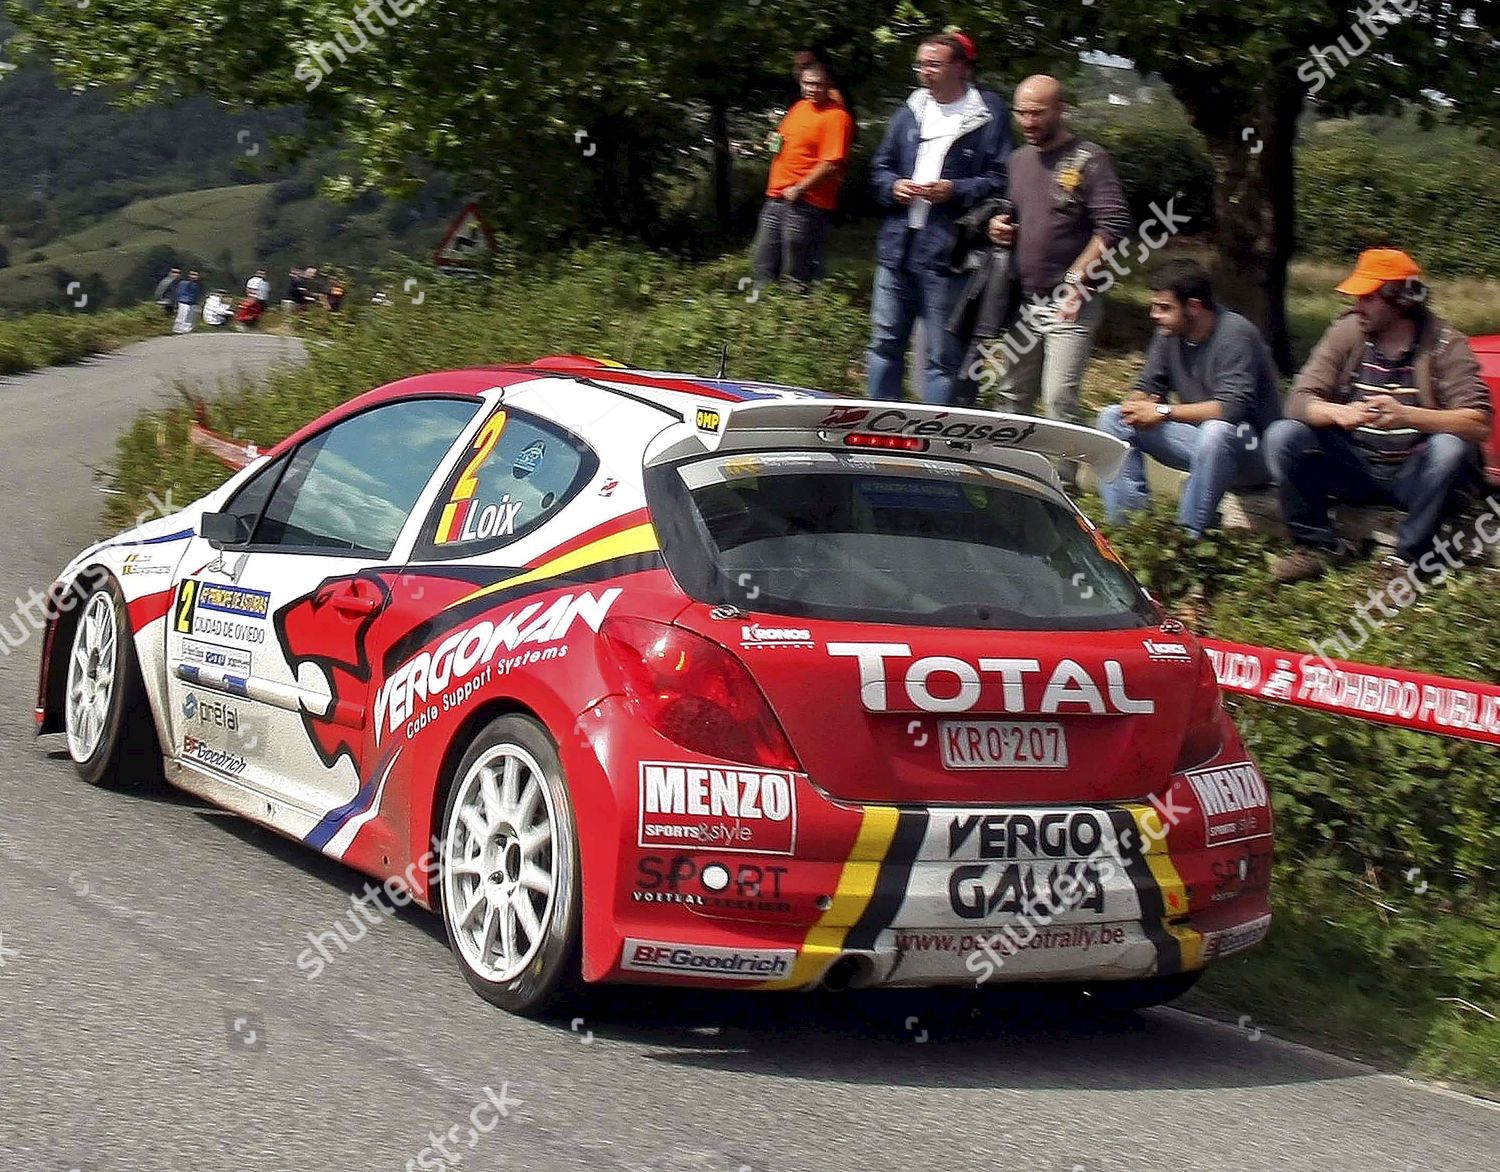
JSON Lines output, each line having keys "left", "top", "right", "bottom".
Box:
{"left": 821, "top": 955, "right": 862, "bottom": 992}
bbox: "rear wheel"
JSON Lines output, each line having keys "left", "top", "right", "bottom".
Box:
{"left": 63, "top": 579, "right": 163, "bottom": 791}
{"left": 437, "top": 715, "right": 582, "bottom": 1016}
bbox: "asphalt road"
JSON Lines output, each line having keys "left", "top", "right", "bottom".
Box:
{"left": 0, "top": 335, "right": 1496, "bottom": 1172}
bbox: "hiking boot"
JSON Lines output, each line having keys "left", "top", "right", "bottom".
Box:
{"left": 1271, "top": 542, "right": 1347, "bottom": 584}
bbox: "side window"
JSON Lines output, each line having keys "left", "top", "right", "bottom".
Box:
{"left": 251, "top": 398, "right": 479, "bottom": 556}
{"left": 416, "top": 408, "right": 596, "bottom": 559}
{"left": 220, "top": 451, "right": 292, "bottom": 538}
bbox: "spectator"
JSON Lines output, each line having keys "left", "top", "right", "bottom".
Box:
{"left": 1267, "top": 249, "right": 1493, "bottom": 582}
{"left": 287, "top": 266, "right": 315, "bottom": 310}
{"left": 752, "top": 62, "right": 855, "bottom": 289}
{"left": 235, "top": 268, "right": 271, "bottom": 330}
{"left": 153, "top": 267, "right": 181, "bottom": 316}
{"left": 985, "top": 76, "right": 1132, "bottom": 436}
{"left": 201, "top": 290, "right": 234, "bottom": 327}
{"left": 326, "top": 274, "right": 346, "bottom": 311}
{"left": 790, "top": 46, "right": 855, "bottom": 124}
{"left": 1095, "top": 259, "right": 1282, "bottom": 537}
{"left": 172, "top": 270, "right": 203, "bottom": 335}
{"left": 866, "top": 32, "right": 1011, "bottom": 406}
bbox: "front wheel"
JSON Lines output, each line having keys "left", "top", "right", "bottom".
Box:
{"left": 64, "top": 578, "right": 163, "bottom": 790}
{"left": 437, "top": 715, "right": 582, "bottom": 1016}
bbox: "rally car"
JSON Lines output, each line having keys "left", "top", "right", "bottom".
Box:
{"left": 35, "top": 356, "right": 1272, "bottom": 1015}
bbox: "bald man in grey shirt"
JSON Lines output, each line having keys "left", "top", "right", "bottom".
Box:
{"left": 1096, "top": 259, "right": 1283, "bottom": 536}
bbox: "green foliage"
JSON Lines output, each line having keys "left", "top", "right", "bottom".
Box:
{"left": 1297, "top": 124, "right": 1500, "bottom": 276}
{"left": 1075, "top": 106, "right": 1216, "bottom": 235}
{"left": 105, "top": 245, "right": 872, "bottom": 522}
{"left": 0, "top": 304, "right": 166, "bottom": 374}
{"left": 1098, "top": 499, "right": 1500, "bottom": 893}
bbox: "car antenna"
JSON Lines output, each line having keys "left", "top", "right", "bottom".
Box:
{"left": 715, "top": 342, "right": 728, "bottom": 380}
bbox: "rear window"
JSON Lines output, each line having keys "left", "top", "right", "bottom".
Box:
{"left": 649, "top": 451, "right": 1155, "bottom": 630}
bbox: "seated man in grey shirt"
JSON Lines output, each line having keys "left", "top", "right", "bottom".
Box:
{"left": 1096, "top": 259, "right": 1283, "bottom": 537}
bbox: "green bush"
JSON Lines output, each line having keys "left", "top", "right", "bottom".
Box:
{"left": 1077, "top": 109, "right": 1217, "bottom": 235}
{"left": 0, "top": 305, "right": 166, "bottom": 374}
{"left": 1075, "top": 108, "right": 1500, "bottom": 277}
{"left": 1097, "top": 505, "right": 1500, "bottom": 891}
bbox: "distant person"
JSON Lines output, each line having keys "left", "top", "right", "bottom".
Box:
{"left": 287, "top": 266, "right": 315, "bottom": 310}
{"left": 752, "top": 62, "right": 855, "bottom": 288}
{"left": 1267, "top": 249, "right": 1493, "bottom": 583}
{"left": 326, "top": 275, "right": 346, "bottom": 312}
{"left": 235, "top": 269, "right": 271, "bottom": 330}
{"left": 1095, "top": 260, "right": 1282, "bottom": 537}
{"left": 172, "top": 270, "right": 203, "bottom": 335}
{"left": 201, "top": 290, "right": 234, "bottom": 327}
{"left": 985, "top": 76, "right": 1132, "bottom": 434}
{"left": 153, "top": 267, "right": 181, "bottom": 315}
{"left": 866, "top": 31, "right": 1011, "bottom": 406}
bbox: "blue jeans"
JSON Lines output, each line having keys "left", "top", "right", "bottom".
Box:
{"left": 1097, "top": 406, "right": 1271, "bottom": 536}
{"left": 866, "top": 256, "right": 966, "bottom": 406}
{"left": 1265, "top": 419, "right": 1479, "bottom": 562}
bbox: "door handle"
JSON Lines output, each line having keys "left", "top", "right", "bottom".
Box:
{"left": 330, "top": 594, "right": 378, "bottom": 617}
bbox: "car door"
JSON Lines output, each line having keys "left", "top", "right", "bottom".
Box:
{"left": 164, "top": 396, "right": 482, "bottom": 831}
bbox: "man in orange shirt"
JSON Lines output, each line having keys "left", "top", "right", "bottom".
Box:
{"left": 752, "top": 62, "right": 855, "bottom": 288}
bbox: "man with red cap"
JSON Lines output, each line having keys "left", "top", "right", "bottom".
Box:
{"left": 1267, "top": 248, "right": 1493, "bottom": 583}
{"left": 865, "top": 29, "right": 1011, "bottom": 406}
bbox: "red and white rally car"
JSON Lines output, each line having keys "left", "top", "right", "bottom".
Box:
{"left": 35, "top": 356, "right": 1272, "bottom": 1014}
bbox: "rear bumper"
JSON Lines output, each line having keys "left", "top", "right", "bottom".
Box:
{"left": 577, "top": 700, "right": 1275, "bottom": 990}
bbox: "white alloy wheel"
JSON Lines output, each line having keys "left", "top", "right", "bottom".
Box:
{"left": 442, "top": 742, "right": 560, "bottom": 984}
{"left": 65, "top": 590, "right": 120, "bottom": 763}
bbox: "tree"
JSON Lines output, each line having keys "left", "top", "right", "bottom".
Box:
{"left": 10, "top": 1, "right": 892, "bottom": 246}
{"left": 948, "top": 1, "right": 1500, "bottom": 370}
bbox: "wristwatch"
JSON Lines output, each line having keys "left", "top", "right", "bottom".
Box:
{"left": 1155, "top": 403, "right": 1172, "bottom": 419}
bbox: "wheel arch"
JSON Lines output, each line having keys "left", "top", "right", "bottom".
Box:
{"left": 418, "top": 695, "right": 557, "bottom": 913}
{"left": 37, "top": 563, "right": 116, "bottom": 735}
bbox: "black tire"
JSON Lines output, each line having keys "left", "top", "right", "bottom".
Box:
{"left": 436, "top": 714, "right": 582, "bottom": 1016}
{"left": 1074, "top": 969, "right": 1204, "bottom": 1013}
{"left": 63, "top": 577, "right": 164, "bottom": 791}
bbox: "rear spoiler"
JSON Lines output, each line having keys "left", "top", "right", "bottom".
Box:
{"left": 645, "top": 398, "right": 1128, "bottom": 482}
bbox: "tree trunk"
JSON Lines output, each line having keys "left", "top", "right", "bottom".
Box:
{"left": 708, "top": 97, "right": 733, "bottom": 237}
{"left": 1176, "top": 76, "right": 1305, "bottom": 374}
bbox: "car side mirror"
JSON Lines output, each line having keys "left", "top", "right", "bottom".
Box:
{"left": 200, "top": 511, "right": 252, "bottom": 549}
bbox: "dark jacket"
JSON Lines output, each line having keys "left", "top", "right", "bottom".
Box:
{"left": 946, "top": 196, "right": 1018, "bottom": 341}
{"left": 175, "top": 280, "right": 202, "bottom": 306}
{"left": 1289, "top": 309, "right": 1494, "bottom": 424}
{"left": 870, "top": 86, "right": 1012, "bottom": 273}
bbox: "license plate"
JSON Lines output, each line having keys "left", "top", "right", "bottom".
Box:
{"left": 939, "top": 721, "right": 1068, "bottom": 769}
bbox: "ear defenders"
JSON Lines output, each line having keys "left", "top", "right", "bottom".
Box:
{"left": 1380, "top": 276, "right": 1429, "bottom": 311}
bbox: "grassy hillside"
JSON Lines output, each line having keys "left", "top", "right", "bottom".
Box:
{"left": 0, "top": 185, "right": 273, "bottom": 308}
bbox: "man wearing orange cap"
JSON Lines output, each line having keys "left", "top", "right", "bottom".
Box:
{"left": 1267, "top": 248, "right": 1492, "bottom": 583}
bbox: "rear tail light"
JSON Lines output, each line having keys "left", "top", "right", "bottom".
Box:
{"left": 1175, "top": 650, "right": 1226, "bottom": 771}
{"left": 599, "top": 616, "right": 801, "bottom": 771}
